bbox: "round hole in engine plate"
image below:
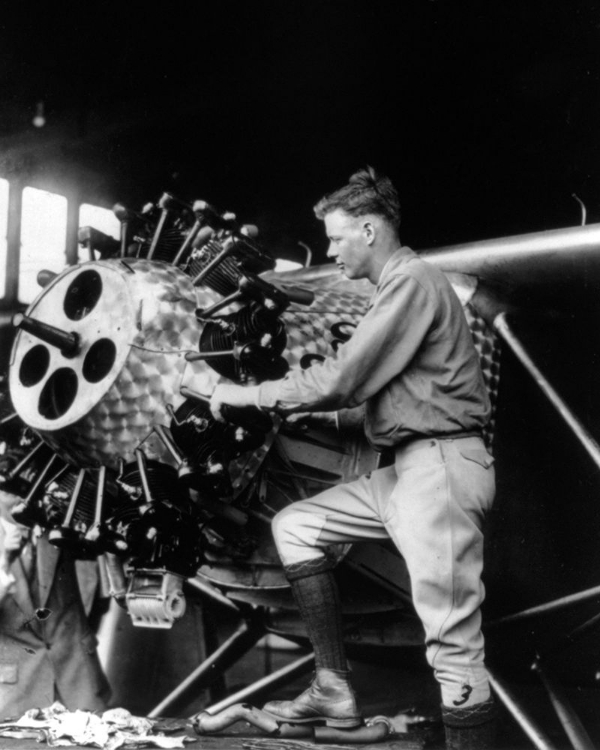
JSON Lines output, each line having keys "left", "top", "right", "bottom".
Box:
{"left": 63, "top": 269, "right": 103, "bottom": 321}
{"left": 83, "top": 338, "right": 117, "bottom": 383}
{"left": 19, "top": 345, "right": 50, "bottom": 387}
{"left": 39, "top": 368, "right": 78, "bottom": 420}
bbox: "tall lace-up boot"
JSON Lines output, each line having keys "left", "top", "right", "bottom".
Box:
{"left": 262, "top": 557, "right": 362, "bottom": 727}
{"left": 263, "top": 667, "right": 362, "bottom": 727}
{"left": 442, "top": 697, "right": 497, "bottom": 749}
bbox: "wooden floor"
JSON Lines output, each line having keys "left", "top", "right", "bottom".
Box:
{"left": 1, "top": 638, "right": 599, "bottom": 749}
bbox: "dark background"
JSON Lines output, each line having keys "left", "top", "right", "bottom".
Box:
{"left": 1, "top": 0, "right": 599, "bottom": 265}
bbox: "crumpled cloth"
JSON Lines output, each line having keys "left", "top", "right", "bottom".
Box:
{"left": 0, "top": 702, "right": 196, "bottom": 749}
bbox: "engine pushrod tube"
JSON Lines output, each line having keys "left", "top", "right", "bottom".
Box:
{"left": 185, "top": 350, "right": 235, "bottom": 361}
{"left": 147, "top": 208, "right": 169, "bottom": 260}
{"left": 153, "top": 424, "right": 184, "bottom": 464}
{"left": 119, "top": 220, "right": 129, "bottom": 258}
{"left": 494, "top": 312, "right": 600, "bottom": 472}
{"left": 3, "top": 440, "right": 45, "bottom": 482}
{"left": 487, "top": 668, "right": 559, "bottom": 750}
{"left": 13, "top": 313, "right": 80, "bottom": 356}
{"left": 172, "top": 219, "right": 202, "bottom": 267}
{"left": 134, "top": 449, "right": 154, "bottom": 504}
{"left": 23, "top": 454, "right": 61, "bottom": 503}
{"left": 196, "top": 291, "right": 242, "bottom": 319}
{"left": 191, "top": 243, "right": 236, "bottom": 287}
{"left": 93, "top": 465, "right": 106, "bottom": 526}
{"left": 179, "top": 386, "right": 209, "bottom": 406}
{"left": 11, "top": 454, "right": 62, "bottom": 527}
{"left": 62, "top": 468, "right": 86, "bottom": 527}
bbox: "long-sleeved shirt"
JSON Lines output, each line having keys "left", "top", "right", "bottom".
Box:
{"left": 258, "top": 248, "right": 491, "bottom": 449}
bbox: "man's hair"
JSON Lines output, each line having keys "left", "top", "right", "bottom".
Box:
{"left": 313, "top": 166, "right": 401, "bottom": 229}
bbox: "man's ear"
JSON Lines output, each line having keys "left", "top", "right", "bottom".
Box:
{"left": 362, "top": 220, "right": 375, "bottom": 245}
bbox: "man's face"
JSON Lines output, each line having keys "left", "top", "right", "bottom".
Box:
{"left": 324, "top": 209, "right": 371, "bottom": 280}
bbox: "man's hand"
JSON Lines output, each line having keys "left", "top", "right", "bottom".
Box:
{"left": 1, "top": 518, "right": 27, "bottom": 555}
{"left": 285, "top": 412, "right": 338, "bottom": 430}
{"left": 0, "top": 518, "right": 25, "bottom": 603}
{"left": 210, "top": 384, "right": 260, "bottom": 422}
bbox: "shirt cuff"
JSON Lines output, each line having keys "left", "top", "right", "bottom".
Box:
{"left": 257, "top": 380, "right": 281, "bottom": 410}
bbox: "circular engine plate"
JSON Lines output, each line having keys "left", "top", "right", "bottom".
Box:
{"left": 9, "top": 259, "right": 219, "bottom": 468}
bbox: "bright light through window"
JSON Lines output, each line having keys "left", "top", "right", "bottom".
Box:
{"left": 274, "top": 259, "right": 303, "bottom": 272}
{"left": 19, "top": 187, "right": 68, "bottom": 304}
{"left": 0, "top": 179, "right": 8, "bottom": 299}
{"left": 78, "top": 204, "right": 120, "bottom": 262}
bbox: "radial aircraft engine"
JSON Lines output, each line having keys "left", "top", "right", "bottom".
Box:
{"left": 1, "top": 194, "right": 386, "bottom": 625}
{"left": 0, "top": 189, "right": 498, "bottom": 690}
{"left": 4, "top": 191, "right": 600, "bottom": 743}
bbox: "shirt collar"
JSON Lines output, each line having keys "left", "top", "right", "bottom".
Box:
{"left": 376, "top": 247, "right": 416, "bottom": 286}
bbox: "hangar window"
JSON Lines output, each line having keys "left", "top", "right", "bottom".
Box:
{"left": 0, "top": 179, "right": 8, "bottom": 299}
{"left": 19, "top": 187, "right": 68, "bottom": 304}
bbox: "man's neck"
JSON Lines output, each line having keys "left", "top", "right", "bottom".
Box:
{"left": 368, "top": 240, "right": 405, "bottom": 284}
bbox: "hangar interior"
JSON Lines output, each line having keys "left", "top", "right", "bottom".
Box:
{"left": 1, "top": 3, "right": 600, "bottom": 749}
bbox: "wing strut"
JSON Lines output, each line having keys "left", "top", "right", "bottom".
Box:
{"left": 487, "top": 668, "right": 559, "bottom": 750}
{"left": 492, "top": 311, "right": 600, "bottom": 472}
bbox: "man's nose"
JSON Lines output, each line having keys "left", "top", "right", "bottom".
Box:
{"left": 326, "top": 243, "right": 337, "bottom": 259}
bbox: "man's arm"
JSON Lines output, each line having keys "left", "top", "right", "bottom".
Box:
{"left": 210, "top": 272, "right": 435, "bottom": 420}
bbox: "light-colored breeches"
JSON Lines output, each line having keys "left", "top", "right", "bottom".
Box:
{"left": 271, "top": 435, "right": 495, "bottom": 708}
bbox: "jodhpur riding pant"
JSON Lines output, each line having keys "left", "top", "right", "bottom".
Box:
{"left": 271, "top": 435, "right": 496, "bottom": 709}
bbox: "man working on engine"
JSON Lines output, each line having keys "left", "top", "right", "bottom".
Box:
{"left": 210, "top": 167, "right": 497, "bottom": 750}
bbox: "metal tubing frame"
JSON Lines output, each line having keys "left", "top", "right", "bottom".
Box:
{"left": 486, "top": 312, "right": 600, "bottom": 628}
{"left": 488, "top": 311, "right": 600, "bottom": 747}
{"left": 204, "top": 650, "right": 315, "bottom": 715}
{"left": 531, "top": 659, "right": 596, "bottom": 750}
{"left": 147, "top": 609, "right": 267, "bottom": 718}
{"left": 184, "top": 577, "right": 242, "bottom": 615}
{"left": 556, "top": 609, "right": 600, "bottom": 653}
{"left": 493, "top": 312, "right": 600, "bottom": 472}
{"left": 487, "top": 668, "right": 559, "bottom": 750}
{"left": 487, "top": 584, "right": 600, "bottom": 627}
{"left": 490, "top": 312, "right": 600, "bottom": 750}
